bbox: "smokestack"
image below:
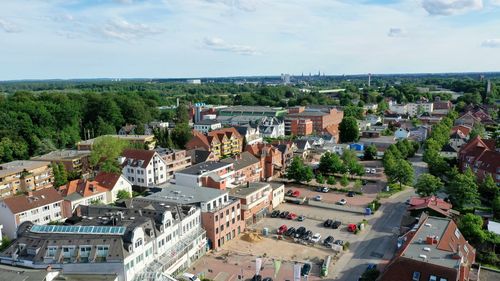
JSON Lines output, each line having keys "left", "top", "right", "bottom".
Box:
{"left": 368, "top": 73, "right": 372, "bottom": 87}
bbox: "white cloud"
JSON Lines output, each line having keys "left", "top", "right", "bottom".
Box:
{"left": 421, "top": 0, "right": 483, "bottom": 15}
{"left": 202, "top": 37, "right": 259, "bottom": 55}
{"left": 0, "top": 18, "right": 21, "bottom": 33}
{"left": 388, "top": 27, "right": 407, "bottom": 37}
{"left": 98, "top": 19, "right": 163, "bottom": 41}
{"left": 482, "top": 39, "right": 500, "bottom": 47}
{"left": 490, "top": 0, "right": 500, "bottom": 6}
{"left": 203, "top": 0, "right": 259, "bottom": 12}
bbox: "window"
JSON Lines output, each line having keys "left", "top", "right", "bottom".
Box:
{"left": 96, "top": 245, "right": 109, "bottom": 258}
{"left": 221, "top": 225, "right": 224, "bottom": 231}
{"left": 454, "top": 229, "right": 461, "bottom": 239}
{"left": 429, "top": 276, "right": 437, "bottom": 281}
{"left": 46, "top": 246, "right": 57, "bottom": 257}
{"left": 134, "top": 238, "right": 143, "bottom": 248}
{"left": 215, "top": 227, "right": 218, "bottom": 234}
{"left": 79, "top": 246, "right": 91, "bottom": 258}
{"left": 226, "top": 222, "right": 229, "bottom": 227}
{"left": 439, "top": 279, "right": 447, "bottom": 281}
{"left": 412, "top": 272, "right": 420, "bottom": 281}
{"left": 43, "top": 206, "right": 50, "bottom": 211}
{"left": 215, "top": 215, "right": 218, "bottom": 221}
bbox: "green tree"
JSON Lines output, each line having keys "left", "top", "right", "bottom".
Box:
{"left": 172, "top": 123, "right": 192, "bottom": 149}
{"left": 363, "top": 144, "right": 377, "bottom": 160}
{"left": 492, "top": 196, "right": 500, "bottom": 220}
{"left": 286, "top": 157, "right": 313, "bottom": 183}
{"left": 447, "top": 168, "right": 480, "bottom": 209}
{"left": 339, "top": 117, "right": 359, "bottom": 143}
{"left": 415, "top": 173, "right": 443, "bottom": 196}
{"left": 359, "top": 268, "right": 380, "bottom": 281}
{"left": 316, "top": 173, "right": 325, "bottom": 184}
{"left": 90, "top": 136, "right": 128, "bottom": 173}
{"left": 327, "top": 176, "right": 336, "bottom": 185}
{"left": 469, "top": 123, "right": 486, "bottom": 140}
{"left": 479, "top": 174, "right": 498, "bottom": 199}
{"left": 176, "top": 104, "right": 190, "bottom": 124}
{"left": 458, "top": 213, "right": 487, "bottom": 244}
{"left": 340, "top": 174, "right": 349, "bottom": 187}
{"left": 53, "top": 162, "right": 68, "bottom": 187}
{"left": 389, "top": 159, "right": 414, "bottom": 188}
{"left": 116, "top": 190, "right": 132, "bottom": 200}
{"left": 318, "top": 152, "right": 343, "bottom": 174}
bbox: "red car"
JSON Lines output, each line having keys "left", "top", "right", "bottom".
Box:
{"left": 291, "top": 190, "right": 300, "bottom": 197}
{"left": 287, "top": 213, "right": 297, "bottom": 220}
{"left": 347, "top": 224, "right": 357, "bottom": 232}
{"left": 277, "top": 224, "right": 288, "bottom": 235}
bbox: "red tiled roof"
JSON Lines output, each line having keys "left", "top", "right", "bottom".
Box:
{"left": 58, "top": 179, "right": 107, "bottom": 198}
{"left": 409, "top": 196, "right": 452, "bottom": 211}
{"left": 94, "top": 172, "right": 121, "bottom": 190}
{"left": 451, "top": 125, "right": 472, "bottom": 136}
{"left": 121, "top": 149, "right": 156, "bottom": 168}
{"left": 2, "top": 188, "right": 63, "bottom": 214}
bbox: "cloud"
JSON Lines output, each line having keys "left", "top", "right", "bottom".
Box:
{"left": 421, "top": 0, "right": 483, "bottom": 15}
{"left": 388, "top": 27, "right": 407, "bottom": 37}
{"left": 202, "top": 37, "right": 259, "bottom": 55}
{"left": 98, "top": 19, "right": 163, "bottom": 41}
{"left": 203, "top": 0, "right": 259, "bottom": 12}
{"left": 481, "top": 39, "right": 500, "bottom": 48}
{"left": 490, "top": 0, "right": 500, "bottom": 6}
{"left": 0, "top": 19, "right": 21, "bottom": 33}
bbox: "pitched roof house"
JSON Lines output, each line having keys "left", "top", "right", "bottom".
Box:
{"left": 458, "top": 136, "right": 500, "bottom": 183}
{"left": 407, "top": 196, "right": 456, "bottom": 218}
{"left": 186, "top": 128, "right": 243, "bottom": 158}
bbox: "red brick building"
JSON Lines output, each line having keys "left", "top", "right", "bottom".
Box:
{"left": 229, "top": 182, "right": 272, "bottom": 226}
{"left": 221, "top": 151, "right": 263, "bottom": 185}
{"left": 290, "top": 119, "right": 313, "bottom": 136}
{"left": 285, "top": 106, "right": 343, "bottom": 139}
{"left": 245, "top": 144, "right": 283, "bottom": 181}
{"left": 458, "top": 136, "right": 500, "bottom": 183}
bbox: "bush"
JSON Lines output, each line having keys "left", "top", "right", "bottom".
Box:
{"left": 343, "top": 241, "right": 350, "bottom": 251}
{"left": 340, "top": 174, "right": 349, "bottom": 187}
{"left": 369, "top": 200, "right": 381, "bottom": 212}
{"left": 0, "top": 237, "right": 12, "bottom": 252}
{"left": 327, "top": 176, "right": 336, "bottom": 185}
{"left": 316, "top": 173, "right": 325, "bottom": 184}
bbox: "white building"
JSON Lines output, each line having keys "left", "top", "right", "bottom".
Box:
{"left": 258, "top": 117, "right": 285, "bottom": 138}
{"left": 389, "top": 102, "right": 408, "bottom": 115}
{"left": 365, "top": 114, "right": 382, "bottom": 126}
{"left": 193, "top": 120, "right": 222, "bottom": 133}
{"left": 173, "top": 161, "right": 235, "bottom": 189}
{"left": 407, "top": 102, "right": 433, "bottom": 117}
{"left": 94, "top": 172, "right": 134, "bottom": 202}
{"left": 120, "top": 149, "right": 168, "bottom": 187}
{"left": 270, "top": 183, "right": 285, "bottom": 209}
{"left": 394, "top": 128, "right": 410, "bottom": 140}
{"left": 0, "top": 188, "right": 64, "bottom": 238}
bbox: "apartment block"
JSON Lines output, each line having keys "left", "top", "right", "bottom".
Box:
{"left": 155, "top": 148, "right": 192, "bottom": 178}
{"left": 285, "top": 107, "right": 343, "bottom": 139}
{"left": 221, "top": 151, "right": 263, "bottom": 185}
{"left": 0, "top": 160, "right": 53, "bottom": 198}
{"left": 229, "top": 182, "right": 273, "bottom": 225}
{"left": 120, "top": 149, "right": 168, "bottom": 187}
{"left": 31, "top": 149, "right": 91, "bottom": 176}
{"left": 186, "top": 128, "right": 243, "bottom": 158}
{"left": 173, "top": 161, "right": 235, "bottom": 190}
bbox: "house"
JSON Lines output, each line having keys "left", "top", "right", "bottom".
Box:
{"left": 140, "top": 185, "right": 244, "bottom": 250}
{"left": 433, "top": 98, "right": 453, "bottom": 116}
{"left": 285, "top": 107, "right": 343, "bottom": 139}
{"left": 118, "top": 124, "right": 137, "bottom": 136}
{"left": 77, "top": 135, "right": 156, "bottom": 151}
{"left": 235, "top": 124, "right": 263, "bottom": 145}
{"left": 394, "top": 128, "right": 410, "bottom": 140}
{"left": 187, "top": 149, "right": 219, "bottom": 165}
{"left": 94, "top": 172, "right": 133, "bottom": 202}
{"left": 349, "top": 143, "right": 364, "bottom": 151}
{"left": 221, "top": 152, "right": 263, "bottom": 185}
{"left": 0, "top": 202, "right": 206, "bottom": 281}
{"left": 270, "top": 182, "right": 285, "bottom": 209}
{"left": 0, "top": 188, "right": 64, "bottom": 238}
{"left": 245, "top": 144, "right": 283, "bottom": 180}
{"left": 380, "top": 215, "right": 476, "bottom": 281}
{"left": 365, "top": 114, "right": 382, "bottom": 126}
{"left": 229, "top": 182, "right": 273, "bottom": 225}
{"left": 120, "top": 149, "right": 168, "bottom": 187}
{"left": 186, "top": 128, "right": 243, "bottom": 158}
{"left": 294, "top": 140, "right": 313, "bottom": 159}
{"left": 458, "top": 136, "right": 500, "bottom": 183}
{"left": 407, "top": 102, "right": 434, "bottom": 117}
{"left": 409, "top": 126, "right": 429, "bottom": 142}
{"left": 31, "top": 149, "right": 91, "bottom": 176}
{"left": 173, "top": 161, "right": 235, "bottom": 190}
{"left": 451, "top": 125, "right": 472, "bottom": 138}
{"left": 418, "top": 112, "right": 442, "bottom": 125}
{"left": 193, "top": 120, "right": 222, "bottom": 133}
{"left": 58, "top": 179, "right": 110, "bottom": 218}
{"left": 0, "top": 160, "right": 53, "bottom": 198}
{"left": 258, "top": 117, "right": 285, "bottom": 138}
{"left": 407, "top": 196, "right": 456, "bottom": 218}
{"left": 155, "top": 147, "right": 192, "bottom": 178}
{"left": 274, "top": 142, "right": 297, "bottom": 170}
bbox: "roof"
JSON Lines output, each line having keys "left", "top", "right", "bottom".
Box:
{"left": 219, "top": 106, "right": 284, "bottom": 114}
{"left": 0, "top": 160, "right": 51, "bottom": 178}
{"left": 2, "top": 188, "right": 63, "bottom": 214}
{"left": 177, "top": 161, "right": 232, "bottom": 175}
{"left": 78, "top": 135, "right": 154, "bottom": 146}
{"left": 58, "top": 179, "right": 108, "bottom": 201}
{"left": 187, "top": 149, "right": 214, "bottom": 164}
{"left": 121, "top": 149, "right": 156, "bottom": 169}
{"left": 94, "top": 172, "right": 123, "bottom": 190}
{"left": 234, "top": 124, "right": 258, "bottom": 136}
{"left": 408, "top": 196, "right": 453, "bottom": 217}
{"left": 195, "top": 119, "right": 221, "bottom": 125}
{"left": 207, "top": 127, "right": 242, "bottom": 142}
{"left": 0, "top": 264, "right": 54, "bottom": 281}
{"left": 144, "top": 183, "right": 227, "bottom": 205}
{"left": 221, "top": 151, "right": 260, "bottom": 170}
{"left": 451, "top": 125, "right": 472, "bottom": 137}
{"left": 30, "top": 149, "right": 91, "bottom": 161}
{"left": 229, "top": 182, "right": 271, "bottom": 197}
{"left": 487, "top": 220, "right": 500, "bottom": 235}
{"left": 459, "top": 137, "right": 499, "bottom": 175}
{"left": 441, "top": 143, "right": 459, "bottom": 153}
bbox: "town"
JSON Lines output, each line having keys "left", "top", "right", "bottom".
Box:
{"left": 0, "top": 74, "right": 499, "bottom": 281}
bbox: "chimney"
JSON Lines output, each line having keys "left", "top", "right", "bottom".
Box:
{"left": 426, "top": 236, "right": 434, "bottom": 245}
{"left": 246, "top": 182, "right": 250, "bottom": 188}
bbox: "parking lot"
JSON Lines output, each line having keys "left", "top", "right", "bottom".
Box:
{"left": 285, "top": 184, "right": 377, "bottom": 207}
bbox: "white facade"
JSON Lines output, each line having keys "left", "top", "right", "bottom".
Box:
{"left": 108, "top": 176, "right": 134, "bottom": 202}
{"left": 365, "top": 115, "right": 382, "bottom": 126}
{"left": 0, "top": 200, "right": 63, "bottom": 238}
{"left": 389, "top": 103, "right": 408, "bottom": 115}
{"left": 121, "top": 153, "right": 168, "bottom": 187}
{"left": 271, "top": 184, "right": 285, "bottom": 209}
{"left": 407, "top": 102, "right": 433, "bottom": 117}
{"left": 259, "top": 117, "right": 285, "bottom": 138}
{"left": 193, "top": 122, "right": 222, "bottom": 133}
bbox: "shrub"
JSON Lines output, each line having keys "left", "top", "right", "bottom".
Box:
{"left": 316, "top": 173, "right": 325, "bottom": 184}
{"left": 343, "top": 241, "right": 350, "bottom": 251}
{"left": 327, "top": 176, "right": 336, "bottom": 185}
{"left": 369, "top": 200, "right": 381, "bottom": 212}
{"left": 340, "top": 174, "right": 349, "bottom": 187}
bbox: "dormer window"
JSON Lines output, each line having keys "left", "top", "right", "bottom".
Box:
{"left": 134, "top": 238, "right": 143, "bottom": 248}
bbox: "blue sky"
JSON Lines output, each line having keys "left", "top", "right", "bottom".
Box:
{"left": 0, "top": 0, "right": 499, "bottom": 80}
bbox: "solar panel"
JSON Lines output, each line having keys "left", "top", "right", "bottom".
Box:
{"left": 30, "top": 224, "right": 126, "bottom": 235}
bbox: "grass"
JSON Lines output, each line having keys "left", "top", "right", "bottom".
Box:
{"left": 378, "top": 183, "right": 406, "bottom": 198}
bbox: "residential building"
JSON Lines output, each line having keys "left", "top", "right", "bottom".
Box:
{"left": 193, "top": 120, "right": 222, "bottom": 133}
{"left": 407, "top": 102, "right": 434, "bottom": 117}
{"left": 274, "top": 142, "right": 296, "bottom": 170}
{"left": 394, "top": 128, "right": 410, "bottom": 140}
{"left": 186, "top": 128, "right": 243, "bottom": 158}
{"left": 458, "top": 136, "right": 500, "bottom": 183}
{"left": 409, "top": 126, "right": 429, "bottom": 142}
{"left": 455, "top": 107, "right": 495, "bottom": 127}
{"left": 441, "top": 130, "right": 469, "bottom": 158}
{"left": 0, "top": 188, "right": 64, "bottom": 238}
{"left": 155, "top": 148, "right": 192, "bottom": 178}
{"left": 245, "top": 144, "right": 283, "bottom": 180}
{"left": 187, "top": 149, "right": 219, "bottom": 165}
{"left": 221, "top": 152, "right": 263, "bottom": 185}
{"left": 229, "top": 182, "right": 273, "bottom": 225}
{"left": 58, "top": 179, "right": 110, "bottom": 218}
{"left": 451, "top": 125, "right": 472, "bottom": 138}
{"left": 270, "top": 182, "right": 285, "bottom": 209}
{"left": 0, "top": 160, "right": 53, "bottom": 198}
{"left": 120, "top": 149, "right": 168, "bottom": 187}
{"left": 77, "top": 135, "right": 156, "bottom": 151}
{"left": 418, "top": 112, "right": 443, "bottom": 125}
{"left": 235, "top": 124, "right": 262, "bottom": 145}
{"left": 366, "top": 114, "right": 382, "bottom": 126}
{"left": 407, "top": 196, "right": 457, "bottom": 218}
{"left": 285, "top": 107, "right": 343, "bottom": 139}
{"left": 294, "top": 140, "right": 313, "bottom": 159}
{"left": 258, "top": 117, "right": 285, "bottom": 138}
{"left": 433, "top": 98, "right": 453, "bottom": 116}
{"left": 94, "top": 172, "right": 133, "bottom": 202}
{"left": 388, "top": 103, "right": 408, "bottom": 115}
{"left": 140, "top": 185, "right": 244, "bottom": 251}
{"left": 290, "top": 119, "right": 313, "bottom": 136}
{"left": 380, "top": 215, "right": 476, "bottom": 281}
{"left": 0, "top": 203, "right": 206, "bottom": 281}
{"left": 173, "top": 161, "right": 235, "bottom": 190}
{"left": 31, "top": 149, "right": 91, "bottom": 176}
{"left": 118, "top": 124, "right": 138, "bottom": 136}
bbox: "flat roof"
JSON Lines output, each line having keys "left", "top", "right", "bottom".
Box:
{"left": 146, "top": 183, "right": 227, "bottom": 204}
{"left": 229, "top": 182, "right": 270, "bottom": 197}
{"left": 177, "top": 161, "right": 231, "bottom": 175}
{"left": 219, "top": 106, "right": 285, "bottom": 113}
{"left": 78, "top": 135, "right": 154, "bottom": 145}
{"left": 0, "top": 264, "right": 53, "bottom": 281}
{"left": 0, "top": 160, "right": 51, "bottom": 178}
{"left": 195, "top": 120, "right": 221, "bottom": 125}
{"left": 31, "top": 149, "right": 91, "bottom": 161}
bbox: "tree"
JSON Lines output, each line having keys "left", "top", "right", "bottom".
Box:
{"left": 175, "top": 104, "right": 190, "bottom": 124}
{"left": 458, "top": 213, "right": 487, "bottom": 244}
{"left": 327, "top": 176, "right": 336, "bottom": 185}
{"left": 286, "top": 157, "right": 313, "bottom": 183}
{"left": 339, "top": 117, "right": 359, "bottom": 143}
{"left": 318, "top": 152, "right": 343, "bottom": 174}
{"left": 359, "top": 268, "right": 380, "bottom": 281}
{"left": 316, "top": 173, "right": 325, "bottom": 184}
{"left": 171, "top": 123, "right": 192, "bottom": 149}
{"left": 415, "top": 173, "right": 443, "bottom": 196}
{"left": 389, "top": 159, "right": 414, "bottom": 188}
{"left": 363, "top": 144, "right": 377, "bottom": 160}
{"left": 116, "top": 190, "right": 132, "bottom": 200}
{"left": 340, "top": 174, "right": 349, "bottom": 186}
{"left": 90, "top": 136, "right": 128, "bottom": 173}
{"left": 479, "top": 174, "right": 498, "bottom": 199}
{"left": 469, "top": 123, "right": 486, "bottom": 140}
{"left": 492, "top": 196, "right": 500, "bottom": 220}
{"left": 446, "top": 168, "right": 480, "bottom": 209}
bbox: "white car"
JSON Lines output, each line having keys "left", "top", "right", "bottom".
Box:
{"left": 310, "top": 233, "right": 322, "bottom": 243}
{"left": 180, "top": 273, "right": 201, "bottom": 281}
{"left": 365, "top": 168, "right": 371, "bottom": 173}
{"left": 314, "top": 195, "right": 322, "bottom": 201}
{"left": 370, "top": 168, "right": 376, "bottom": 174}
{"left": 338, "top": 199, "right": 347, "bottom": 205}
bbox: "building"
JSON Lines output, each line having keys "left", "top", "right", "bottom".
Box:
{"left": 407, "top": 102, "right": 434, "bottom": 117}
{"left": 285, "top": 107, "right": 344, "bottom": 138}
{"left": 407, "top": 196, "right": 456, "bottom": 218}
{"left": 365, "top": 114, "right": 382, "bottom": 126}
{"left": 394, "top": 128, "right": 410, "bottom": 140}
{"left": 440, "top": 130, "right": 469, "bottom": 158}
{"left": 31, "top": 149, "right": 92, "bottom": 176}
{"left": 0, "top": 202, "right": 206, "bottom": 281}
{"left": 229, "top": 182, "right": 273, "bottom": 225}
{"left": 217, "top": 106, "right": 287, "bottom": 119}
{"left": 77, "top": 135, "right": 156, "bottom": 151}
{"left": 380, "top": 215, "right": 476, "bottom": 281}
{"left": 58, "top": 179, "right": 110, "bottom": 218}
{"left": 173, "top": 161, "right": 235, "bottom": 190}
{"left": 245, "top": 144, "right": 283, "bottom": 180}
{"left": 187, "top": 149, "right": 219, "bottom": 165}
{"left": 433, "top": 98, "right": 453, "bottom": 116}
{"left": 193, "top": 120, "right": 222, "bottom": 133}
{"left": 409, "top": 126, "right": 430, "bottom": 142}
{"left": 155, "top": 148, "right": 192, "bottom": 179}
{"left": 455, "top": 107, "right": 495, "bottom": 127}
{"left": 94, "top": 172, "right": 133, "bottom": 202}
{"left": 290, "top": 119, "right": 313, "bottom": 136}
{"left": 258, "top": 117, "right": 285, "bottom": 138}
{"left": 120, "top": 149, "right": 168, "bottom": 187}
{"left": 270, "top": 182, "right": 285, "bottom": 209}
{"left": 0, "top": 188, "right": 64, "bottom": 238}
{"left": 418, "top": 112, "right": 443, "bottom": 125}
{"left": 186, "top": 128, "right": 243, "bottom": 158}
{"left": 140, "top": 185, "right": 244, "bottom": 251}
{"left": 458, "top": 136, "right": 500, "bottom": 183}
{"left": 234, "top": 124, "right": 262, "bottom": 145}
{"left": 221, "top": 152, "right": 263, "bottom": 185}
{"left": 0, "top": 160, "right": 53, "bottom": 198}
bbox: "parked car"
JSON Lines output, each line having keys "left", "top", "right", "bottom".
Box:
{"left": 321, "top": 187, "right": 330, "bottom": 193}
{"left": 285, "top": 227, "right": 296, "bottom": 236}
{"left": 338, "top": 199, "right": 347, "bottom": 205}
{"left": 180, "top": 273, "right": 201, "bottom": 281}
{"left": 313, "top": 195, "right": 322, "bottom": 201}
{"left": 301, "top": 263, "right": 312, "bottom": 276}
{"left": 334, "top": 239, "right": 345, "bottom": 246}
{"left": 323, "top": 236, "right": 334, "bottom": 246}
{"left": 291, "top": 190, "right": 300, "bottom": 197}
{"left": 294, "top": 227, "right": 306, "bottom": 238}
{"left": 301, "top": 230, "right": 313, "bottom": 240}
{"left": 252, "top": 275, "right": 262, "bottom": 281}
{"left": 270, "top": 210, "right": 280, "bottom": 218}
{"left": 347, "top": 191, "right": 355, "bottom": 197}
{"left": 365, "top": 168, "right": 371, "bottom": 174}
{"left": 310, "top": 233, "right": 322, "bottom": 243}
{"left": 332, "top": 220, "right": 342, "bottom": 229}
{"left": 280, "top": 211, "right": 289, "bottom": 218}
{"left": 262, "top": 278, "right": 273, "bottom": 281}
{"left": 315, "top": 186, "right": 323, "bottom": 192}
{"left": 286, "top": 190, "right": 293, "bottom": 196}
{"left": 323, "top": 219, "right": 333, "bottom": 227}
{"left": 347, "top": 224, "right": 357, "bottom": 232}
{"left": 297, "top": 215, "right": 305, "bottom": 221}
{"left": 370, "top": 168, "right": 376, "bottom": 174}
{"left": 287, "top": 213, "right": 297, "bottom": 220}
{"left": 277, "top": 224, "right": 288, "bottom": 235}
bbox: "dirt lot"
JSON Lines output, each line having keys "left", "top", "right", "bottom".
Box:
{"left": 285, "top": 184, "right": 377, "bottom": 207}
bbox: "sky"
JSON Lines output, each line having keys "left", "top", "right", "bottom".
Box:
{"left": 1, "top": 0, "right": 500, "bottom": 80}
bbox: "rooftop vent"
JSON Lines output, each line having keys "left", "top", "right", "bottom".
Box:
{"left": 424, "top": 223, "right": 432, "bottom": 227}
{"left": 423, "top": 247, "right": 431, "bottom": 252}
{"left": 419, "top": 254, "right": 427, "bottom": 260}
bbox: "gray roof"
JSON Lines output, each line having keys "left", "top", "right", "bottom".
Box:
{"left": 195, "top": 120, "right": 221, "bottom": 125}
{"left": 31, "top": 149, "right": 91, "bottom": 161}
{"left": 143, "top": 184, "right": 227, "bottom": 205}
{"left": 0, "top": 160, "right": 51, "bottom": 178}
{"left": 188, "top": 149, "right": 213, "bottom": 165}
{"left": 220, "top": 152, "right": 260, "bottom": 170}
{"left": 177, "top": 161, "right": 231, "bottom": 175}
{"left": 0, "top": 264, "right": 53, "bottom": 281}
{"left": 229, "top": 182, "right": 271, "bottom": 197}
